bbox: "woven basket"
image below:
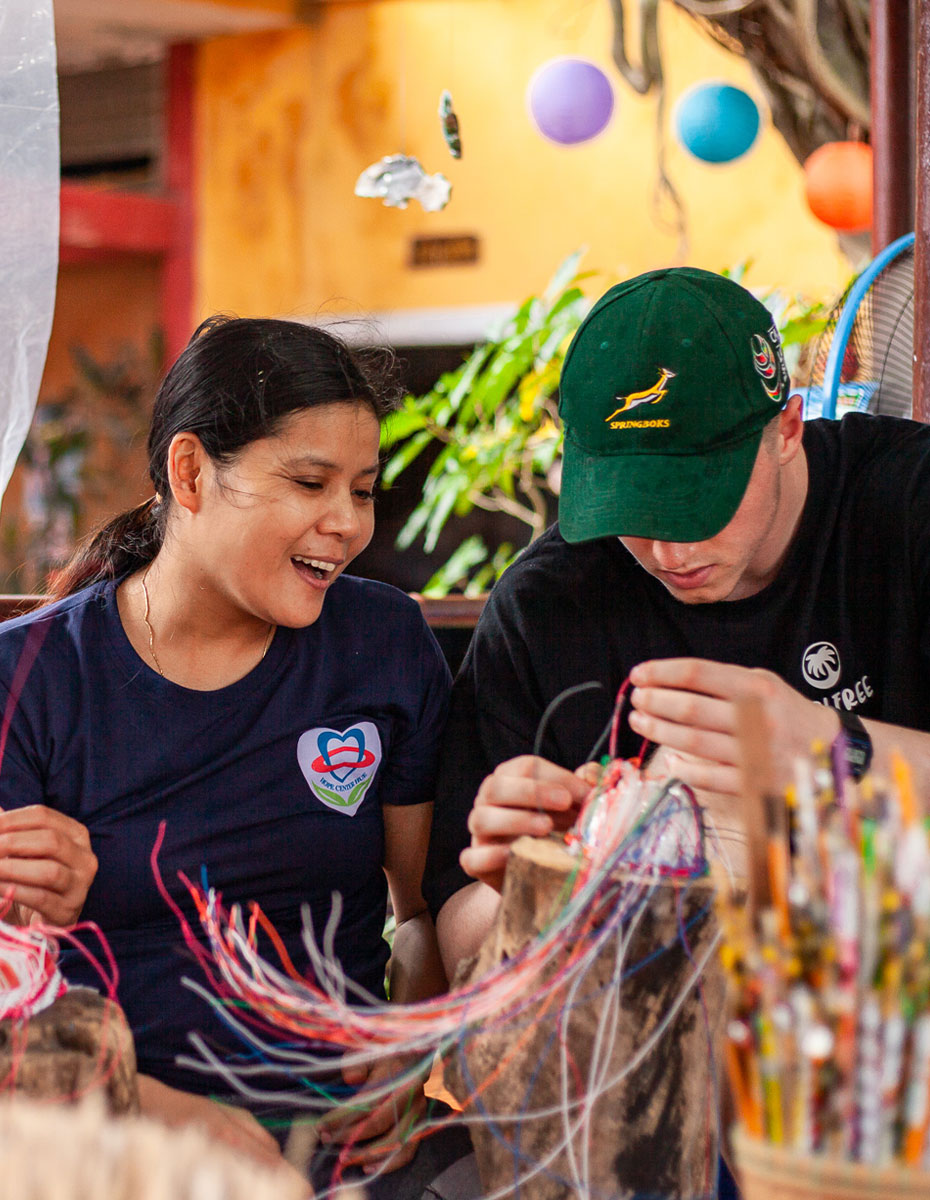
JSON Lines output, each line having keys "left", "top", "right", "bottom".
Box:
{"left": 732, "top": 1128, "right": 930, "bottom": 1200}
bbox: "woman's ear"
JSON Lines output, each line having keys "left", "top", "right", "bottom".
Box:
{"left": 166, "top": 433, "right": 208, "bottom": 514}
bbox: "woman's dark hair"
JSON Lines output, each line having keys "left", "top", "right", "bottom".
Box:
{"left": 50, "top": 317, "right": 400, "bottom": 599}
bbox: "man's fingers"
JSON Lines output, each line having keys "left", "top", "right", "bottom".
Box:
{"left": 630, "top": 686, "right": 735, "bottom": 735}
{"left": 482, "top": 758, "right": 590, "bottom": 805}
{"left": 324, "top": 1087, "right": 424, "bottom": 1145}
{"left": 664, "top": 755, "right": 742, "bottom": 798}
{"left": 476, "top": 776, "right": 576, "bottom": 814}
{"left": 628, "top": 709, "right": 738, "bottom": 765}
{"left": 574, "top": 762, "right": 602, "bottom": 786}
{"left": 459, "top": 844, "right": 509, "bottom": 888}
{"left": 468, "top": 806, "right": 552, "bottom": 841}
{"left": 630, "top": 658, "right": 775, "bottom": 702}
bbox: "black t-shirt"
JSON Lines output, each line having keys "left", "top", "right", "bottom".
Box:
{"left": 424, "top": 414, "right": 930, "bottom": 918}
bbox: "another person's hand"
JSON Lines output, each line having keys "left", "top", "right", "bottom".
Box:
{"left": 320, "top": 1054, "right": 427, "bottom": 1175}
{"left": 0, "top": 805, "right": 98, "bottom": 926}
{"left": 628, "top": 658, "right": 840, "bottom": 798}
{"left": 137, "top": 1075, "right": 297, "bottom": 1176}
{"left": 460, "top": 755, "right": 593, "bottom": 892}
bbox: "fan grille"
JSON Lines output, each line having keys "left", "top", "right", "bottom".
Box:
{"left": 806, "top": 246, "right": 914, "bottom": 419}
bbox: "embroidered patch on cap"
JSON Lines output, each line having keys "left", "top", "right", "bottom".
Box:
{"left": 750, "top": 329, "right": 787, "bottom": 403}
{"left": 605, "top": 367, "right": 677, "bottom": 424}
{"left": 297, "top": 722, "right": 382, "bottom": 816}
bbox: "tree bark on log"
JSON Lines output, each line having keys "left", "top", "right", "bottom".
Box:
{"left": 444, "top": 836, "right": 724, "bottom": 1200}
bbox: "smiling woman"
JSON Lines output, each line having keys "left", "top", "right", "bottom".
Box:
{"left": 0, "top": 318, "right": 472, "bottom": 1197}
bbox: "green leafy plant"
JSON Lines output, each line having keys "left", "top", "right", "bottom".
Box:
{"left": 381, "top": 253, "right": 593, "bottom": 595}
{"left": 724, "top": 262, "right": 828, "bottom": 379}
{"left": 383, "top": 256, "right": 828, "bottom": 597}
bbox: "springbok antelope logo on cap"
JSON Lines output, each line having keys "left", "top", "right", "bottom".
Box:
{"left": 605, "top": 367, "right": 677, "bottom": 422}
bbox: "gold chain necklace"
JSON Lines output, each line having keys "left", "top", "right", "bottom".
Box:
{"left": 139, "top": 566, "right": 275, "bottom": 679}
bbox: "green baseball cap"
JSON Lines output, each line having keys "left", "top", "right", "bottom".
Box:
{"left": 558, "top": 267, "right": 790, "bottom": 543}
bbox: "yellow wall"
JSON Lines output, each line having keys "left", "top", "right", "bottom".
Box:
{"left": 195, "top": 0, "right": 850, "bottom": 322}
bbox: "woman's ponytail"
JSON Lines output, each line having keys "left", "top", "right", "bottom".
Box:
{"left": 47, "top": 497, "right": 163, "bottom": 601}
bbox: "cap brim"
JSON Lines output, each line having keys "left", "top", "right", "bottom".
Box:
{"left": 558, "top": 427, "right": 763, "bottom": 543}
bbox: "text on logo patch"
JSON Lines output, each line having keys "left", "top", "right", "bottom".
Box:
{"left": 297, "top": 722, "right": 382, "bottom": 816}
{"left": 605, "top": 367, "right": 677, "bottom": 424}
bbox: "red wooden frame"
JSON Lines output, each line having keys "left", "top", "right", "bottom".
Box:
{"left": 58, "top": 43, "right": 196, "bottom": 365}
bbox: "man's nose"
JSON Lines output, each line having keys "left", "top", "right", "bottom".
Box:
{"left": 650, "top": 541, "right": 697, "bottom": 568}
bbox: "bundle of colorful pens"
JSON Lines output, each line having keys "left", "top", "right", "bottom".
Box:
{"left": 718, "top": 747, "right": 930, "bottom": 1169}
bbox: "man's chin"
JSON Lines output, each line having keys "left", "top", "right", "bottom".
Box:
{"left": 659, "top": 574, "right": 736, "bottom": 605}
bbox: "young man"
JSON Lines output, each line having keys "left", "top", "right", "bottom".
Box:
{"left": 424, "top": 266, "right": 930, "bottom": 972}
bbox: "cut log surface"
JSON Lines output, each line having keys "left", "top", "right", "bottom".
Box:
{"left": 0, "top": 986, "right": 138, "bottom": 1113}
{"left": 445, "top": 836, "right": 724, "bottom": 1200}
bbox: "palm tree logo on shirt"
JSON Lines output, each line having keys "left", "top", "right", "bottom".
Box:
{"left": 802, "top": 642, "right": 841, "bottom": 690}
{"left": 297, "top": 722, "right": 382, "bottom": 815}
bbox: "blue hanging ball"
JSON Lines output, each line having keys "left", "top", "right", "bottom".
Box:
{"left": 675, "top": 82, "right": 760, "bottom": 164}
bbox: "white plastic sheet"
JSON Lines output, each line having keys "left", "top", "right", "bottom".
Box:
{"left": 0, "top": 2, "right": 58, "bottom": 509}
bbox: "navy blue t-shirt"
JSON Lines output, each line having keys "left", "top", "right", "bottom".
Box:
{"left": 0, "top": 575, "right": 451, "bottom": 1096}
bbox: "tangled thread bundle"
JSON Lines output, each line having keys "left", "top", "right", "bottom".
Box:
{"left": 0, "top": 919, "right": 66, "bottom": 1022}
{"left": 155, "top": 750, "right": 725, "bottom": 1196}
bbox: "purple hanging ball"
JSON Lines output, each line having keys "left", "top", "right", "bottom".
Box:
{"left": 527, "top": 58, "right": 615, "bottom": 146}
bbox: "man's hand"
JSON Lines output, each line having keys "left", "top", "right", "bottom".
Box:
{"left": 320, "top": 1055, "right": 427, "bottom": 1175}
{"left": 0, "top": 806, "right": 98, "bottom": 926}
{"left": 628, "top": 658, "right": 840, "bottom": 797}
{"left": 460, "top": 755, "right": 593, "bottom": 892}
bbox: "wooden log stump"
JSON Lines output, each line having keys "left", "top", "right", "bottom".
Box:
{"left": 0, "top": 986, "right": 138, "bottom": 1114}
{"left": 445, "top": 836, "right": 724, "bottom": 1200}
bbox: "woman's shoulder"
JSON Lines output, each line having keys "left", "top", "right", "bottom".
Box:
{"left": 326, "top": 574, "right": 426, "bottom": 624}
{"left": 0, "top": 582, "right": 111, "bottom": 660}
{"left": 0, "top": 582, "right": 109, "bottom": 629}
{"left": 314, "top": 575, "right": 449, "bottom": 680}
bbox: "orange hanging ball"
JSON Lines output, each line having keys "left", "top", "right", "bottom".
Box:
{"left": 804, "top": 141, "right": 873, "bottom": 233}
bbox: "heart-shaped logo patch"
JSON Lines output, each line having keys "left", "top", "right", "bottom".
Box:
{"left": 297, "top": 722, "right": 382, "bottom": 816}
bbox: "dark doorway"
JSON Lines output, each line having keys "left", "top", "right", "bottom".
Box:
{"left": 351, "top": 343, "right": 534, "bottom": 596}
